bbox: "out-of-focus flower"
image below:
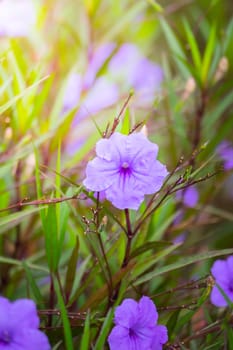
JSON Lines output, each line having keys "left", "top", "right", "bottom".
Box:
{"left": 63, "top": 43, "right": 163, "bottom": 124}
{"left": 210, "top": 256, "right": 233, "bottom": 307}
{"left": 0, "top": 0, "right": 37, "bottom": 37}
{"left": 63, "top": 43, "right": 118, "bottom": 122}
{"left": 176, "top": 185, "right": 199, "bottom": 208}
{"left": 108, "top": 43, "right": 163, "bottom": 107}
{"left": 0, "top": 296, "right": 50, "bottom": 349}
{"left": 108, "top": 296, "right": 168, "bottom": 350}
{"left": 217, "top": 141, "right": 233, "bottom": 171}
{"left": 83, "top": 132, "right": 168, "bottom": 210}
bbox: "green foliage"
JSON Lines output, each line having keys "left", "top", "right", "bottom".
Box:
{"left": 0, "top": 0, "right": 233, "bottom": 349}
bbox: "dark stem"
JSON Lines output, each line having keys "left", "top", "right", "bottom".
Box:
{"left": 190, "top": 89, "right": 207, "bottom": 167}
{"left": 48, "top": 274, "right": 55, "bottom": 327}
{"left": 109, "top": 209, "right": 134, "bottom": 306}
{"left": 95, "top": 193, "right": 113, "bottom": 303}
{"left": 122, "top": 209, "right": 133, "bottom": 267}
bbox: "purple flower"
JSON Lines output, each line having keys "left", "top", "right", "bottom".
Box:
{"left": 108, "top": 43, "right": 163, "bottom": 107}
{"left": 108, "top": 296, "right": 168, "bottom": 350}
{"left": 83, "top": 132, "right": 168, "bottom": 210}
{"left": 63, "top": 43, "right": 163, "bottom": 121}
{"left": 176, "top": 185, "right": 199, "bottom": 208}
{"left": 0, "top": 0, "right": 36, "bottom": 37}
{"left": 217, "top": 141, "right": 233, "bottom": 171}
{"left": 210, "top": 256, "right": 233, "bottom": 307}
{"left": 63, "top": 43, "right": 117, "bottom": 118}
{"left": 0, "top": 296, "right": 50, "bottom": 349}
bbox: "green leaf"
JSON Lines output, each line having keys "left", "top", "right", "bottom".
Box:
{"left": 227, "top": 326, "right": 233, "bottom": 350}
{"left": 80, "top": 311, "right": 91, "bottom": 350}
{"left": 160, "top": 18, "right": 189, "bottom": 77}
{"left": 134, "top": 248, "right": 233, "bottom": 286}
{"left": 64, "top": 238, "right": 80, "bottom": 301}
{"left": 22, "top": 262, "right": 45, "bottom": 307}
{"left": 43, "top": 203, "right": 59, "bottom": 272}
{"left": 0, "top": 207, "right": 46, "bottom": 234}
{"left": 183, "top": 18, "right": 202, "bottom": 70}
{"left": 130, "top": 241, "right": 173, "bottom": 259}
{"left": 167, "top": 309, "right": 181, "bottom": 338}
{"left": 54, "top": 278, "right": 74, "bottom": 350}
{"left": 120, "top": 107, "right": 130, "bottom": 135}
{"left": 174, "top": 281, "right": 212, "bottom": 333}
{"left": 147, "top": 0, "right": 163, "bottom": 12}
{"left": 94, "top": 308, "right": 114, "bottom": 350}
{"left": 201, "top": 24, "right": 216, "bottom": 84}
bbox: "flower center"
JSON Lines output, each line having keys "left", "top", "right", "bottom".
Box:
{"left": 229, "top": 281, "right": 233, "bottom": 293}
{"left": 120, "top": 161, "right": 131, "bottom": 176}
{"left": 0, "top": 330, "right": 11, "bottom": 345}
{"left": 122, "top": 162, "right": 129, "bottom": 169}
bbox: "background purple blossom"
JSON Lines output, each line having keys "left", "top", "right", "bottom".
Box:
{"left": 176, "top": 185, "right": 199, "bottom": 208}
{"left": 0, "top": 0, "right": 37, "bottom": 37}
{"left": 217, "top": 141, "right": 233, "bottom": 171}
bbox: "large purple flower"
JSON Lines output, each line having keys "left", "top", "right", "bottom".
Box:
{"left": 0, "top": 297, "right": 50, "bottom": 349}
{"left": 217, "top": 141, "right": 233, "bottom": 171}
{"left": 0, "top": 0, "right": 37, "bottom": 38}
{"left": 83, "top": 132, "right": 168, "bottom": 210}
{"left": 210, "top": 256, "right": 233, "bottom": 307}
{"left": 108, "top": 296, "right": 168, "bottom": 350}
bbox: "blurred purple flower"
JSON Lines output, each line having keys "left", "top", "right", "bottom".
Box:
{"left": 0, "top": 296, "right": 50, "bottom": 349}
{"left": 210, "top": 255, "right": 233, "bottom": 307}
{"left": 83, "top": 132, "right": 168, "bottom": 210}
{"left": 0, "top": 0, "right": 36, "bottom": 37}
{"left": 63, "top": 43, "right": 118, "bottom": 119}
{"left": 108, "top": 296, "right": 168, "bottom": 350}
{"left": 63, "top": 43, "right": 163, "bottom": 122}
{"left": 217, "top": 141, "right": 233, "bottom": 171}
{"left": 108, "top": 43, "right": 163, "bottom": 107}
{"left": 176, "top": 185, "right": 199, "bottom": 208}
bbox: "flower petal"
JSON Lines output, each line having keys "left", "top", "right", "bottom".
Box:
{"left": 83, "top": 157, "right": 118, "bottom": 191}
{"left": 151, "top": 325, "right": 168, "bottom": 350}
{"left": 108, "top": 44, "right": 142, "bottom": 87}
{"left": 137, "top": 296, "right": 158, "bottom": 327}
{"left": 13, "top": 329, "right": 50, "bottom": 350}
{"left": 105, "top": 172, "right": 145, "bottom": 210}
{"left": 108, "top": 325, "right": 130, "bottom": 350}
{"left": 83, "top": 43, "right": 116, "bottom": 89}
{"left": 75, "top": 77, "right": 119, "bottom": 120}
{"left": 211, "top": 259, "right": 231, "bottom": 284}
{"left": 63, "top": 73, "right": 83, "bottom": 112}
{"left": 226, "top": 255, "right": 233, "bottom": 273}
{"left": 0, "top": 296, "right": 11, "bottom": 327}
{"left": 10, "top": 299, "right": 39, "bottom": 329}
{"left": 114, "top": 299, "right": 138, "bottom": 328}
{"left": 210, "top": 285, "right": 228, "bottom": 307}
{"left": 133, "top": 160, "right": 168, "bottom": 195}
